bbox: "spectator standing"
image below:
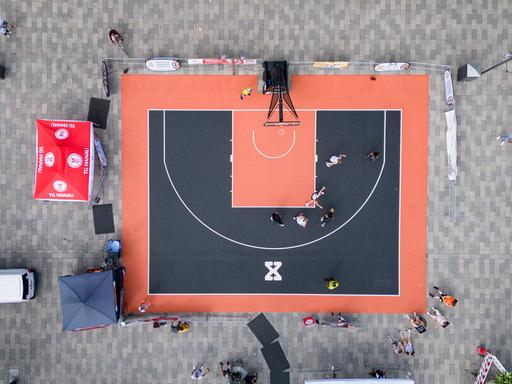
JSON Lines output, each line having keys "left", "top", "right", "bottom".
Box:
{"left": 405, "top": 312, "right": 427, "bottom": 334}
{"left": 429, "top": 286, "right": 458, "bottom": 307}
{"left": 427, "top": 307, "right": 450, "bottom": 328}
{"left": 388, "top": 335, "right": 404, "bottom": 355}
{"left": 400, "top": 329, "right": 415, "bottom": 356}
{"left": 191, "top": 366, "right": 209, "bottom": 380}
{"left": 244, "top": 373, "right": 258, "bottom": 383}
{"left": 0, "top": 17, "right": 14, "bottom": 37}
{"left": 369, "top": 369, "right": 386, "bottom": 379}
{"left": 497, "top": 134, "right": 512, "bottom": 145}
{"left": 219, "top": 361, "right": 231, "bottom": 383}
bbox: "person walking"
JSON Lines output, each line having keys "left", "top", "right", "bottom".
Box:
{"left": 305, "top": 186, "right": 326, "bottom": 209}
{"left": 400, "top": 329, "right": 415, "bottom": 356}
{"left": 427, "top": 307, "right": 450, "bottom": 328}
{"left": 293, "top": 212, "right": 309, "bottom": 228}
{"left": 191, "top": 365, "right": 209, "bottom": 380}
{"left": 170, "top": 320, "right": 181, "bottom": 334}
{"left": 244, "top": 373, "right": 258, "bottom": 384}
{"left": 326, "top": 154, "right": 347, "bottom": 167}
{"left": 325, "top": 277, "right": 340, "bottom": 290}
{"left": 0, "top": 17, "right": 14, "bottom": 37}
{"left": 270, "top": 210, "right": 285, "bottom": 227}
{"left": 369, "top": 369, "right": 386, "bottom": 379}
{"left": 219, "top": 361, "right": 231, "bottom": 383}
{"left": 429, "top": 286, "right": 458, "bottom": 307}
{"left": 405, "top": 312, "right": 427, "bottom": 334}
{"left": 240, "top": 87, "right": 253, "bottom": 100}
{"left": 152, "top": 320, "right": 167, "bottom": 329}
{"left": 320, "top": 207, "right": 335, "bottom": 227}
{"left": 333, "top": 312, "right": 349, "bottom": 328}
{"left": 366, "top": 151, "right": 380, "bottom": 161}
{"left": 178, "top": 321, "right": 190, "bottom": 333}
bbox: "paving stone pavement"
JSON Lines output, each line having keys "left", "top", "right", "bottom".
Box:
{"left": 0, "top": 1, "right": 511, "bottom": 383}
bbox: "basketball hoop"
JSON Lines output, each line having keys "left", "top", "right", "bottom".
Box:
{"left": 263, "top": 61, "right": 300, "bottom": 127}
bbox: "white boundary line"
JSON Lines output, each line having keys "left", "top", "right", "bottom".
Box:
{"left": 398, "top": 111, "right": 403, "bottom": 297}
{"left": 314, "top": 110, "right": 318, "bottom": 192}
{"left": 231, "top": 205, "right": 310, "bottom": 208}
{"left": 160, "top": 110, "right": 390, "bottom": 251}
{"left": 148, "top": 109, "right": 402, "bottom": 296}
{"left": 251, "top": 129, "right": 296, "bottom": 159}
{"left": 149, "top": 108, "right": 402, "bottom": 111}
{"left": 230, "top": 111, "right": 234, "bottom": 209}
{"left": 147, "top": 110, "right": 151, "bottom": 295}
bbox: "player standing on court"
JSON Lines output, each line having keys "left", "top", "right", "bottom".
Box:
{"left": 326, "top": 154, "right": 346, "bottom": 167}
{"left": 293, "top": 212, "right": 309, "bottom": 228}
{"left": 366, "top": 151, "right": 380, "bottom": 161}
{"left": 320, "top": 208, "right": 335, "bottom": 227}
{"left": 270, "top": 210, "right": 285, "bottom": 227}
{"left": 324, "top": 277, "right": 340, "bottom": 290}
{"left": 240, "top": 87, "right": 253, "bottom": 100}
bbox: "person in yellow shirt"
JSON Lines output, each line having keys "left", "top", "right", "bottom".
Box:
{"left": 325, "top": 277, "right": 340, "bottom": 290}
{"left": 240, "top": 87, "right": 253, "bottom": 100}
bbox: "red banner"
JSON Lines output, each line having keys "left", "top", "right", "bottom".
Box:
{"left": 34, "top": 119, "right": 94, "bottom": 202}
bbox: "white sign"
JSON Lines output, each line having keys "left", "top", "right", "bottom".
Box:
{"left": 145, "top": 58, "right": 181, "bottom": 71}
{"left": 444, "top": 69, "right": 455, "bottom": 105}
{"left": 374, "top": 62, "right": 410, "bottom": 72}
{"left": 445, "top": 110, "right": 457, "bottom": 182}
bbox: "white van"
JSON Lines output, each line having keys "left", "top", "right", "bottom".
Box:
{"left": 0, "top": 268, "right": 36, "bottom": 303}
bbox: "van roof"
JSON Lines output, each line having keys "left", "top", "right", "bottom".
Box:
{"left": 0, "top": 275, "right": 23, "bottom": 302}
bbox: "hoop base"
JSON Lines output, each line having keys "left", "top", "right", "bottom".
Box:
{"left": 263, "top": 120, "right": 301, "bottom": 127}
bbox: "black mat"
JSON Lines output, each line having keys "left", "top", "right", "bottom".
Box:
{"left": 270, "top": 371, "right": 290, "bottom": 384}
{"left": 247, "top": 313, "right": 280, "bottom": 346}
{"left": 87, "top": 97, "right": 110, "bottom": 129}
{"left": 92, "top": 204, "right": 115, "bottom": 234}
{"left": 261, "top": 341, "right": 290, "bottom": 372}
{"left": 148, "top": 110, "right": 400, "bottom": 294}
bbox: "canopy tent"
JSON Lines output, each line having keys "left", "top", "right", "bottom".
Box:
{"left": 34, "top": 119, "right": 94, "bottom": 202}
{"left": 58, "top": 269, "right": 124, "bottom": 331}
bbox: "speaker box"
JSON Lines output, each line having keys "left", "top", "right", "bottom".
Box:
{"left": 87, "top": 97, "right": 111, "bottom": 129}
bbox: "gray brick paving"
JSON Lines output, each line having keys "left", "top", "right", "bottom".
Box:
{"left": 1, "top": 0, "right": 511, "bottom": 383}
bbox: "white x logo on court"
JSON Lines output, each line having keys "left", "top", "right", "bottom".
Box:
{"left": 264, "top": 261, "right": 282, "bottom": 281}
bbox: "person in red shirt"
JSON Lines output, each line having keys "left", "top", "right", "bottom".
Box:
{"left": 429, "top": 286, "right": 458, "bottom": 307}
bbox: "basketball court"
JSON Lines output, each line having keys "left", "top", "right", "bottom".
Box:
{"left": 122, "top": 74, "right": 428, "bottom": 313}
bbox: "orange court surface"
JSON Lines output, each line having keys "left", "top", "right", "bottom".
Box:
{"left": 121, "top": 74, "right": 429, "bottom": 313}
{"left": 232, "top": 110, "right": 316, "bottom": 207}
